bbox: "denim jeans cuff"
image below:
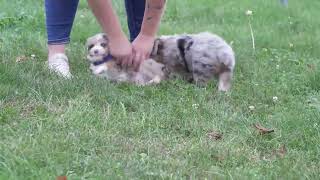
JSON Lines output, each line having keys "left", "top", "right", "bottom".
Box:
{"left": 47, "top": 38, "right": 70, "bottom": 45}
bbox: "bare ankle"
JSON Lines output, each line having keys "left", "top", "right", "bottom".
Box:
{"left": 48, "top": 44, "right": 66, "bottom": 58}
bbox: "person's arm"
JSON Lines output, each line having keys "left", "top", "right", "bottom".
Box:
{"left": 132, "top": 0, "right": 166, "bottom": 70}
{"left": 141, "top": 0, "right": 166, "bottom": 37}
{"left": 87, "top": 0, "right": 133, "bottom": 67}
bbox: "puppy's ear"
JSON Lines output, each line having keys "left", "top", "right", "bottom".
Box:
{"left": 86, "top": 37, "right": 93, "bottom": 48}
{"left": 185, "top": 38, "right": 193, "bottom": 51}
{"left": 151, "top": 38, "right": 163, "bottom": 56}
{"left": 102, "top": 33, "right": 108, "bottom": 41}
{"left": 178, "top": 36, "right": 193, "bottom": 51}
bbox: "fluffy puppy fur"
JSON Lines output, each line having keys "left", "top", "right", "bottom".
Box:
{"left": 151, "top": 32, "right": 235, "bottom": 91}
{"left": 86, "top": 33, "right": 166, "bottom": 86}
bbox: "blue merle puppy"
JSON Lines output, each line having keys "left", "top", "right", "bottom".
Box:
{"left": 151, "top": 32, "right": 236, "bottom": 91}
{"left": 86, "top": 33, "right": 167, "bottom": 86}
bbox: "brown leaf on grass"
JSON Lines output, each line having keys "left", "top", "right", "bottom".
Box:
{"left": 254, "top": 124, "right": 274, "bottom": 135}
{"left": 56, "top": 176, "right": 67, "bottom": 180}
{"left": 16, "top": 55, "right": 28, "bottom": 63}
{"left": 207, "top": 130, "right": 223, "bottom": 140}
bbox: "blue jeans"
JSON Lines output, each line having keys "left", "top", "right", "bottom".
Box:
{"left": 45, "top": 0, "right": 145, "bottom": 45}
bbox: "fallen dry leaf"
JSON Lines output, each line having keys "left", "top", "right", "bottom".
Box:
{"left": 16, "top": 55, "right": 28, "bottom": 63}
{"left": 56, "top": 176, "right": 67, "bottom": 180}
{"left": 254, "top": 124, "right": 274, "bottom": 135}
{"left": 207, "top": 130, "right": 223, "bottom": 140}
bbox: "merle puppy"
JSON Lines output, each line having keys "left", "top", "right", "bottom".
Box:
{"left": 86, "top": 33, "right": 166, "bottom": 86}
{"left": 151, "top": 32, "right": 235, "bottom": 91}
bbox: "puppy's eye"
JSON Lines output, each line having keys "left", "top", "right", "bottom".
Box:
{"left": 101, "top": 43, "right": 107, "bottom": 48}
{"left": 88, "top": 44, "right": 94, "bottom": 50}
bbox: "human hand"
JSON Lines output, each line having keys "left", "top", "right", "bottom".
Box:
{"left": 108, "top": 34, "right": 133, "bottom": 68}
{"left": 131, "top": 33, "right": 155, "bottom": 71}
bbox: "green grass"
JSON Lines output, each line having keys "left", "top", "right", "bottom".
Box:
{"left": 1, "top": 0, "right": 320, "bottom": 179}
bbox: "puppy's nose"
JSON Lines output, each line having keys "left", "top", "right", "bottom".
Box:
{"left": 94, "top": 50, "right": 99, "bottom": 54}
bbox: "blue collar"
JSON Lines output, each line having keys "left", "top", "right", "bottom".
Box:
{"left": 93, "top": 54, "right": 113, "bottom": 66}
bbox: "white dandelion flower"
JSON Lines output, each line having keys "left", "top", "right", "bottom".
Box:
{"left": 246, "top": 10, "right": 253, "bottom": 16}
{"left": 273, "top": 96, "right": 278, "bottom": 102}
{"left": 192, "top": 104, "right": 199, "bottom": 109}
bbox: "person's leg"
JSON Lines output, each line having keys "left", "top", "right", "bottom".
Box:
{"left": 45, "top": 0, "right": 79, "bottom": 78}
{"left": 124, "top": 0, "right": 146, "bottom": 42}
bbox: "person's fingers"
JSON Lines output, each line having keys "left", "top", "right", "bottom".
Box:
{"left": 133, "top": 52, "right": 143, "bottom": 71}
{"left": 112, "top": 53, "right": 122, "bottom": 66}
{"left": 123, "top": 48, "right": 134, "bottom": 68}
{"left": 121, "top": 56, "right": 128, "bottom": 68}
{"left": 145, "top": 52, "right": 150, "bottom": 60}
{"left": 126, "top": 54, "right": 134, "bottom": 68}
{"left": 137, "top": 54, "right": 147, "bottom": 71}
{"left": 122, "top": 54, "right": 134, "bottom": 69}
{"left": 116, "top": 56, "right": 122, "bottom": 66}
{"left": 132, "top": 51, "right": 139, "bottom": 69}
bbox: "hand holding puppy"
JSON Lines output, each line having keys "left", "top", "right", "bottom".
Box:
{"left": 108, "top": 34, "right": 133, "bottom": 68}
{"left": 108, "top": 33, "right": 155, "bottom": 71}
{"left": 131, "top": 34, "right": 155, "bottom": 71}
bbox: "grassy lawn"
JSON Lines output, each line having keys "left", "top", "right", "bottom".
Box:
{"left": 1, "top": 0, "right": 320, "bottom": 179}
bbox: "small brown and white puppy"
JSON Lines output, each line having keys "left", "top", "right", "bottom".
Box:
{"left": 86, "top": 33, "right": 167, "bottom": 86}
{"left": 151, "top": 32, "right": 235, "bottom": 91}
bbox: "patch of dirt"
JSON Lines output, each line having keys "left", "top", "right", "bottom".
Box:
{"left": 307, "top": 64, "right": 316, "bottom": 71}
{"left": 15, "top": 55, "right": 28, "bottom": 63}
{"left": 207, "top": 130, "right": 223, "bottom": 140}
{"left": 250, "top": 144, "right": 287, "bottom": 162}
{"left": 254, "top": 123, "right": 274, "bottom": 135}
{"left": 273, "top": 144, "right": 287, "bottom": 158}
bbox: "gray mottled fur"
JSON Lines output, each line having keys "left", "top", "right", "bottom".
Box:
{"left": 151, "top": 32, "right": 235, "bottom": 91}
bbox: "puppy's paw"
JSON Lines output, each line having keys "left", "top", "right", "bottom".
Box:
{"left": 148, "top": 76, "right": 161, "bottom": 85}
{"left": 218, "top": 83, "right": 231, "bottom": 92}
{"left": 151, "top": 76, "right": 162, "bottom": 84}
{"left": 218, "top": 71, "right": 232, "bottom": 92}
{"left": 93, "top": 69, "right": 103, "bottom": 75}
{"left": 218, "top": 78, "right": 231, "bottom": 91}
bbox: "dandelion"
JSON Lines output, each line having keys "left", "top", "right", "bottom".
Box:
{"left": 245, "top": 10, "right": 253, "bottom": 16}
{"left": 273, "top": 96, "right": 278, "bottom": 102}
{"left": 249, "top": 105, "right": 255, "bottom": 111}
{"left": 192, "top": 104, "right": 199, "bottom": 109}
{"left": 289, "top": 43, "right": 294, "bottom": 48}
{"left": 245, "top": 10, "right": 255, "bottom": 52}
